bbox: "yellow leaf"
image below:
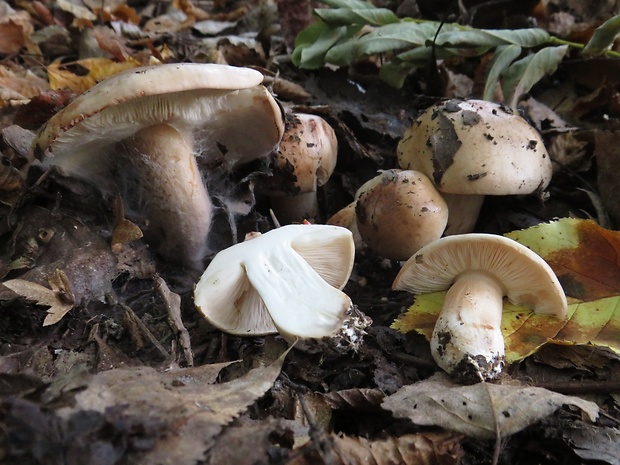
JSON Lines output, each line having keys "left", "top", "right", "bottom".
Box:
{"left": 47, "top": 57, "right": 140, "bottom": 94}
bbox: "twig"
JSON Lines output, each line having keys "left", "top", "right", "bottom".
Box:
{"left": 154, "top": 274, "right": 194, "bottom": 366}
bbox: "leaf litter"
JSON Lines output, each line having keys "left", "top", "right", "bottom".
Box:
{"left": 1, "top": 0, "right": 620, "bottom": 464}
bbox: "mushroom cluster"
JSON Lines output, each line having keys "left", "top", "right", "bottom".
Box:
{"left": 393, "top": 233, "right": 568, "bottom": 383}
{"left": 398, "top": 99, "right": 553, "bottom": 234}
{"left": 33, "top": 63, "right": 285, "bottom": 270}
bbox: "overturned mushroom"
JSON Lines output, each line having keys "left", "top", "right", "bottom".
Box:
{"left": 194, "top": 224, "right": 355, "bottom": 341}
{"left": 393, "top": 233, "right": 567, "bottom": 383}
{"left": 398, "top": 99, "right": 552, "bottom": 234}
{"left": 33, "top": 63, "right": 284, "bottom": 269}
{"left": 261, "top": 113, "right": 338, "bottom": 223}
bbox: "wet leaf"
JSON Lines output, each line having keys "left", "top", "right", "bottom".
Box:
{"left": 382, "top": 374, "right": 599, "bottom": 440}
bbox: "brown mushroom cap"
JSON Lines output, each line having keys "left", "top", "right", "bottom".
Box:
{"left": 264, "top": 113, "right": 338, "bottom": 223}
{"left": 397, "top": 99, "right": 552, "bottom": 196}
{"left": 355, "top": 169, "right": 448, "bottom": 261}
{"left": 393, "top": 233, "right": 567, "bottom": 318}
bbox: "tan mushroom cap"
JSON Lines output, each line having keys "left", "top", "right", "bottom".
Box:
{"left": 393, "top": 233, "right": 567, "bottom": 318}
{"left": 35, "top": 63, "right": 265, "bottom": 156}
{"left": 397, "top": 99, "right": 552, "bottom": 196}
{"left": 34, "top": 63, "right": 284, "bottom": 171}
{"left": 355, "top": 169, "right": 448, "bottom": 261}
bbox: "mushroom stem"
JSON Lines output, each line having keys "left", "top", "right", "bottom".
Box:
{"left": 431, "top": 270, "right": 506, "bottom": 382}
{"left": 270, "top": 191, "right": 319, "bottom": 223}
{"left": 441, "top": 193, "right": 485, "bottom": 235}
{"left": 127, "top": 123, "right": 212, "bottom": 270}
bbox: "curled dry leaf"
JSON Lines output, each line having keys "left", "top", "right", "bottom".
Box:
{"left": 382, "top": 373, "right": 599, "bottom": 440}
{"left": 3, "top": 274, "right": 75, "bottom": 326}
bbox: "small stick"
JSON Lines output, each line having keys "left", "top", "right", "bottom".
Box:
{"left": 154, "top": 274, "right": 194, "bottom": 366}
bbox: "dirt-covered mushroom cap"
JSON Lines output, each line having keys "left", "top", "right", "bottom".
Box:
{"left": 397, "top": 99, "right": 553, "bottom": 234}
{"left": 355, "top": 169, "right": 448, "bottom": 261}
{"left": 194, "top": 224, "right": 355, "bottom": 341}
{"left": 263, "top": 113, "right": 338, "bottom": 223}
{"left": 393, "top": 233, "right": 567, "bottom": 382}
{"left": 32, "top": 63, "right": 285, "bottom": 269}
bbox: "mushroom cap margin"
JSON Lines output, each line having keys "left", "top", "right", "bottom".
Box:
{"left": 392, "top": 233, "right": 567, "bottom": 318}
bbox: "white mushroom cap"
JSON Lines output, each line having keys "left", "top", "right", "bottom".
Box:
{"left": 355, "top": 169, "right": 448, "bottom": 261}
{"left": 397, "top": 99, "right": 552, "bottom": 195}
{"left": 264, "top": 113, "right": 338, "bottom": 223}
{"left": 397, "top": 99, "right": 553, "bottom": 234}
{"left": 194, "top": 224, "right": 354, "bottom": 340}
{"left": 32, "top": 63, "right": 285, "bottom": 268}
{"left": 393, "top": 233, "right": 567, "bottom": 381}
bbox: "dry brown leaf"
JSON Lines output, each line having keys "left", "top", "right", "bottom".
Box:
{"left": 0, "top": 3, "right": 33, "bottom": 54}
{"left": 55, "top": 0, "right": 96, "bottom": 20}
{"left": 47, "top": 57, "right": 140, "bottom": 93}
{"left": 382, "top": 373, "right": 599, "bottom": 440}
{"left": 289, "top": 431, "right": 463, "bottom": 465}
{"left": 2, "top": 276, "right": 75, "bottom": 326}
{"left": 0, "top": 65, "right": 49, "bottom": 105}
{"left": 56, "top": 349, "right": 290, "bottom": 464}
{"left": 322, "top": 388, "right": 385, "bottom": 411}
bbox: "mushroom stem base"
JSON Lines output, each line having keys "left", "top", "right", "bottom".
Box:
{"left": 431, "top": 270, "right": 506, "bottom": 383}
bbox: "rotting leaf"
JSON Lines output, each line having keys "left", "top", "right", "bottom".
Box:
{"left": 56, "top": 348, "right": 291, "bottom": 464}
{"left": 382, "top": 373, "right": 599, "bottom": 440}
{"left": 429, "top": 111, "right": 461, "bottom": 186}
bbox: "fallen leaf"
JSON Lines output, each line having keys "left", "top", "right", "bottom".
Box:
{"left": 506, "top": 218, "right": 620, "bottom": 301}
{"left": 382, "top": 373, "right": 599, "bottom": 440}
{"left": 56, "top": 349, "right": 290, "bottom": 464}
{"left": 3, "top": 276, "right": 75, "bottom": 326}
{"left": 47, "top": 57, "right": 140, "bottom": 94}
{"left": 289, "top": 431, "right": 463, "bottom": 465}
{"left": 55, "top": 0, "right": 96, "bottom": 20}
{"left": 563, "top": 422, "right": 620, "bottom": 465}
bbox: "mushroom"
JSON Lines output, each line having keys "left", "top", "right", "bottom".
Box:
{"left": 32, "top": 63, "right": 285, "bottom": 269}
{"left": 261, "top": 113, "right": 338, "bottom": 223}
{"left": 355, "top": 169, "right": 448, "bottom": 261}
{"left": 328, "top": 169, "right": 448, "bottom": 261}
{"left": 392, "top": 233, "right": 567, "bottom": 383}
{"left": 194, "top": 223, "right": 355, "bottom": 341}
{"left": 397, "top": 99, "right": 552, "bottom": 235}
